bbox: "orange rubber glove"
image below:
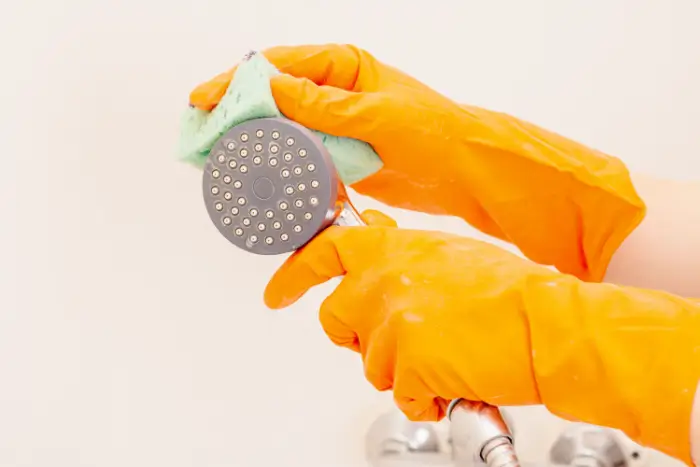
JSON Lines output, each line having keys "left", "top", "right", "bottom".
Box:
{"left": 190, "top": 44, "right": 646, "bottom": 282}
{"left": 265, "top": 212, "right": 700, "bottom": 465}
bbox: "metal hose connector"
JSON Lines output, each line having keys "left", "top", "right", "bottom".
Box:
{"left": 481, "top": 436, "right": 520, "bottom": 467}
{"left": 448, "top": 399, "right": 521, "bottom": 467}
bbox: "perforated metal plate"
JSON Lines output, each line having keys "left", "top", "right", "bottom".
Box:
{"left": 202, "top": 118, "right": 339, "bottom": 255}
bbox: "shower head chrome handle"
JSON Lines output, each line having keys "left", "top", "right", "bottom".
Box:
{"left": 448, "top": 399, "right": 520, "bottom": 467}
{"left": 335, "top": 201, "right": 365, "bottom": 227}
{"left": 332, "top": 182, "right": 366, "bottom": 227}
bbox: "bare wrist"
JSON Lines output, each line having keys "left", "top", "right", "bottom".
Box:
{"left": 605, "top": 173, "right": 700, "bottom": 297}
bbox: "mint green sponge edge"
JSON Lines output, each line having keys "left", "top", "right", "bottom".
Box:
{"left": 177, "top": 53, "right": 383, "bottom": 185}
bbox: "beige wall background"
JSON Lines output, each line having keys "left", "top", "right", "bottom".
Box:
{"left": 1, "top": 0, "right": 699, "bottom": 466}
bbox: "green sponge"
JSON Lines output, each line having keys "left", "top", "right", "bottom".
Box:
{"left": 177, "top": 52, "right": 383, "bottom": 185}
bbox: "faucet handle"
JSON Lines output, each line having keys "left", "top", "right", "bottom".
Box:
{"left": 549, "top": 424, "right": 630, "bottom": 467}
{"left": 365, "top": 410, "right": 452, "bottom": 466}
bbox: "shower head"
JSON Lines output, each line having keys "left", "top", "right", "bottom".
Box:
{"left": 202, "top": 117, "right": 364, "bottom": 255}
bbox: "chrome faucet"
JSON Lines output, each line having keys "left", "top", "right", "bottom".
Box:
{"left": 365, "top": 400, "right": 641, "bottom": 467}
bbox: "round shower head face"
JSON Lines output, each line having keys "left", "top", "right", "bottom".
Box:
{"left": 202, "top": 118, "right": 339, "bottom": 255}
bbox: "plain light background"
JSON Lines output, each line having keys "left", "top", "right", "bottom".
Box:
{"left": 1, "top": 0, "right": 699, "bottom": 466}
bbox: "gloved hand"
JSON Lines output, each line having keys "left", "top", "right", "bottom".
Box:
{"left": 190, "top": 44, "right": 646, "bottom": 282}
{"left": 265, "top": 211, "right": 700, "bottom": 465}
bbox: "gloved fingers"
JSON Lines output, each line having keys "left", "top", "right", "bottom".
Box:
{"left": 189, "top": 44, "right": 363, "bottom": 111}
{"left": 362, "top": 323, "right": 397, "bottom": 391}
{"left": 317, "top": 278, "right": 360, "bottom": 352}
{"left": 393, "top": 366, "right": 448, "bottom": 422}
{"left": 264, "top": 211, "right": 394, "bottom": 309}
{"left": 317, "top": 267, "right": 406, "bottom": 359}
{"left": 264, "top": 44, "right": 363, "bottom": 90}
{"left": 269, "top": 73, "right": 381, "bottom": 140}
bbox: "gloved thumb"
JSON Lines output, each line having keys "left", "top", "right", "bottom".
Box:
{"left": 270, "top": 73, "right": 376, "bottom": 141}
{"left": 359, "top": 209, "right": 397, "bottom": 227}
{"left": 264, "top": 209, "right": 396, "bottom": 309}
{"left": 189, "top": 67, "right": 236, "bottom": 111}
